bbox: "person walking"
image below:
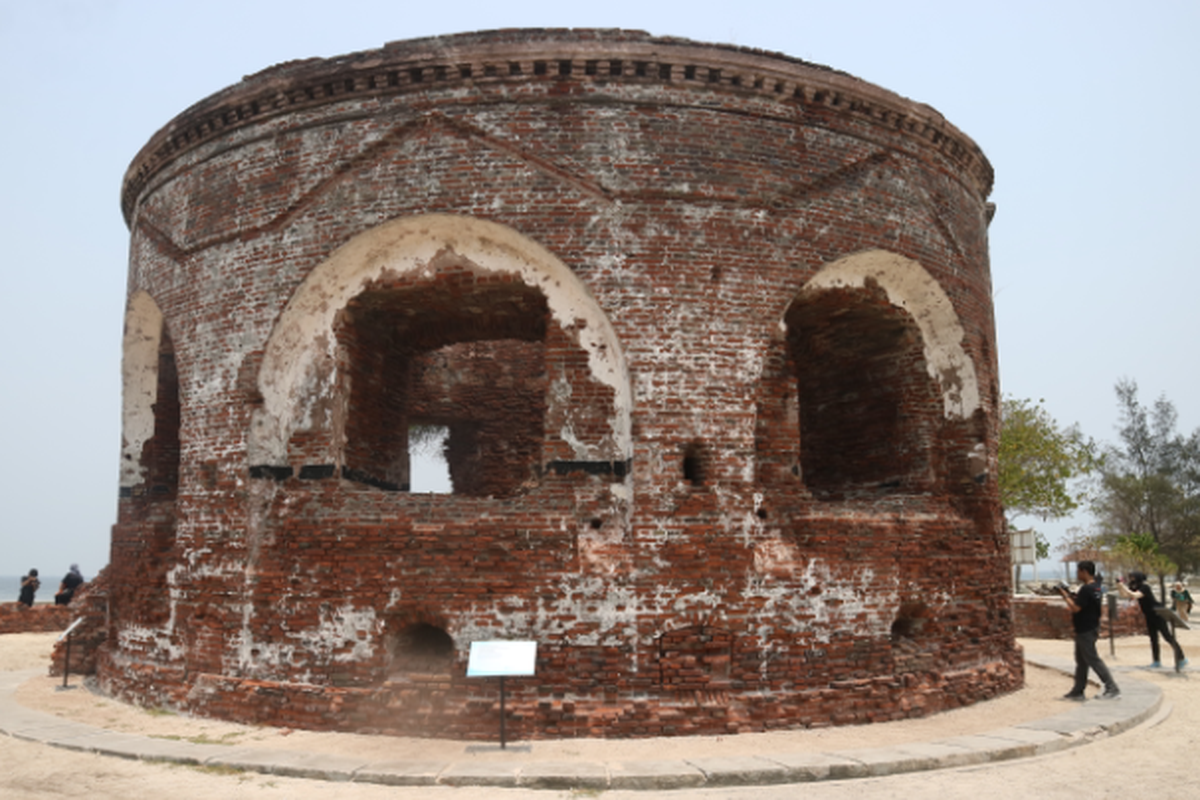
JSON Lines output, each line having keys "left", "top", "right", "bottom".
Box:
{"left": 1118, "top": 571, "right": 1188, "bottom": 672}
{"left": 1171, "top": 582, "right": 1194, "bottom": 623}
{"left": 1056, "top": 560, "right": 1120, "bottom": 700}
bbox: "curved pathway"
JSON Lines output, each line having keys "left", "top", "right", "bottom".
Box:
{"left": 0, "top": 655, "right": 1164, "bottom": 791}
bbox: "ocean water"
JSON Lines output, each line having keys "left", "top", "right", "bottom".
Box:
{"left": 1, "top": 575, "right": 53, "bottom": 605}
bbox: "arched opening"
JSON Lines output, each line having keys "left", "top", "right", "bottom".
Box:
{"left": 115, "top": 291, "right": 179, "bottom": 625}
{"left": 249, "top": 215, "right": 633, "bottom": 489}
{"left": 121, "top": 292, "right": 181, "bottom": 498}
{"left": 761, "top": 250, "right": 984, "bottom": 501}
{"left": 786, "top": 281, "right": 938, "bottom": 498}
{"left": 387, "top": 622, "right": 455, "bottom": 676}
{"left": 337, "top": 274, "right": 548, "bottom": 497}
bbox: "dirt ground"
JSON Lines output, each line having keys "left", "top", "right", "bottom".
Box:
{"left": 1, "top": 628, "right": 1197, "bottom": 799}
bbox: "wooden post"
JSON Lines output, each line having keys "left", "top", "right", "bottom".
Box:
{"left": 61, "top": 631, "right": 72, "bottom": 688}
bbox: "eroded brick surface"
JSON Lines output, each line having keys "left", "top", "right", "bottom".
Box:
{"left": 97, "top": 29, "right": 1018, "bottom": 739}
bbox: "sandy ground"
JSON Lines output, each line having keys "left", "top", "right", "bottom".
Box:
{"left": 1, "top": 629, "right": 1197, "bottom": 799}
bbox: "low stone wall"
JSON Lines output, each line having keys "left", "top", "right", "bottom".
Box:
{"left": 1012, "top": 595, "right": 1145, "bottom": 640}
{"left": 0, "top": 602, "right": 73, "bottom": 634}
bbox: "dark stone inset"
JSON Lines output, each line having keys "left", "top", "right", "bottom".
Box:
{"left": 547, "top": 458, "right": 632, "bottom": 478}
{"left": 249, "top": 465, "right": 294, "bottom": 481}
{"left": 298, "top": 464, "right": 337, "bottom": 480}
{"left": 341, "top": 466, "right": 402, "bottom": 492}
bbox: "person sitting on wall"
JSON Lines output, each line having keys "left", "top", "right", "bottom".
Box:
{"left": 1172, "top": 582, "right": 1194, "bottom": 623}
{"left": 1118, "top": 571, "right": 1188, "bottom": 672}
{"left": 55, "top": 564, "right": 84, "bottom": 606}
{"left": 1055, "top": 560, "right": 1120, "bottom": 701}
{"left": 17, "top": 569, "right": 39, "bottom": 607}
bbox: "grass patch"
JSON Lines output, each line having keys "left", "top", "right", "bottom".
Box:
{"left": 187, "top": 763, "right": 246, "bottom": 777}
{"left": 149, "top": 731, "right": 243, "bottom": 746}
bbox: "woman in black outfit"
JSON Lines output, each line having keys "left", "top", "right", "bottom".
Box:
{"left": 1119, "top": 571, "right": 1188, "bottom": 671}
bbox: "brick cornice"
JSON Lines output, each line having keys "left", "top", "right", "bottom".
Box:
{"left": 122, "top": 29, "right": 993, "bottom": 225}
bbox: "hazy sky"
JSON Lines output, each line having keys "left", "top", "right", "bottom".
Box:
{"left": 1, "top": 1, "right": 1196, "bottom": 578}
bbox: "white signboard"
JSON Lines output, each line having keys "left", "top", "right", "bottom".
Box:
{"left": 57, "top": 617, "right": 85, "bottom": 642}
{"left": 1011, "top": 528, "right": 1035, "bottom": 565}
{"left": 466, "top": 640, "right": 537, "bottom": 677}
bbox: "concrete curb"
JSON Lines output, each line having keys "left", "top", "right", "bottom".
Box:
{"left": 0, "top": 657, "right": 1166, "bottom": 790}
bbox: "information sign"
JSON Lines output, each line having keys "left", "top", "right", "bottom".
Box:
{"left": 57, "top": 617, "right": 85, "bottom": 642}
{"left": 466, "top": 640, "right": 537, "bottom": 677}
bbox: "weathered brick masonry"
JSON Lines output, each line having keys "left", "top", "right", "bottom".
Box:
{"left": 0, "top": 603, "right": 73, "bottom": 635}
{"left": 98, "top": 29, "right": 1020, "bottom": 738}
{"left": 1012, "top": 595, "right": 1144, "bottom": 640}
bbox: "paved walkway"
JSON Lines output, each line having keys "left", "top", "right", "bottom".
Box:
{"left": 0, "top": 656, "right": 1166, "bottom": 791}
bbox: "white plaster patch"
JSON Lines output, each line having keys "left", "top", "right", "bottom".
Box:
{"left": 795, "top": 249, "right": 981, "bottom": 419}
{"left": 119, "top": 291, "right": 165, "bottom": 488}
{"left": 741, "top": 556, "right": 889, "bottom": 648}
{"left": 297, "top": 605, "right": 379, "bottom": 663}
{"left": 457, "top": 577, "right": 640, "bottom": 648}
{"left": 752, "top": 533, "right": 802, "bottom": 576}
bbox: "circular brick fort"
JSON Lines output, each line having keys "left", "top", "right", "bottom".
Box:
{"left": 100, "top": 29, "right": 1019, "bottom": 738}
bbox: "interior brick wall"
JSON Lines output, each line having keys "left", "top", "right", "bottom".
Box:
{"left": 95, "top": 29, "right": 1019, "bottom": 740}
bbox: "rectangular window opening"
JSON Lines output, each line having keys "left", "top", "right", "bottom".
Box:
{"left": 409, "top": 424, "right": 452, "bottom": 494}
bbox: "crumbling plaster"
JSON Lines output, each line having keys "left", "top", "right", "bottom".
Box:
{"left": 794, "top": 249, "right": 981, "bottom": 420}
{"left": 119, "top": 291, "right": 164, "bottom": 488}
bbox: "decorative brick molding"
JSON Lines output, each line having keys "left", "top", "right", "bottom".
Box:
{"left": 122, "top": 30, "right": 992, "bottom": 226}
{"left": 103, "top": 29, "right": 1015, "bottom": 740}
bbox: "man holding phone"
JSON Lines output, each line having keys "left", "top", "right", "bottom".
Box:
{"left": 1057, "top": 560, "right": 1120, "bottom": 701}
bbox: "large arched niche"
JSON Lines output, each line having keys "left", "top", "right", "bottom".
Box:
{"left": 119, "top": 290, "right": 180, "bottom": 497}
{"left": 248, "top": 214, "right": 633, "bottom": 487}
{"left": 799, "top": 250, "right": 981, "bottom": 421}
{"left": 759, "top": 249, "right": 983, "bottom": 499}
{"left": 114, "top": 289, "right": 179, "bottom": 626}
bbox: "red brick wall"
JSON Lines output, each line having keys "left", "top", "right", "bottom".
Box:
{"left": 1012, "top": 595, "right": 1146, "bottom": 640}
{"left": 100, "top": 29, "right": 1016, "bottom": 739}
{"left": 0, "top": 603, "right": 73, "bottom": 634}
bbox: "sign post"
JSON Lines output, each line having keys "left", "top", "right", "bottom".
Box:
{"left": 57, "top": 618, "right": 85, "bottom": 690}
{"left": 466, "top": 640, "right": 537, "bottom": 749}
{"left": 1010, "top": 528, "right": 1035, "bottom": 593}
{"left": 1107, "top": 592, "right": 1118, "bottom": 656}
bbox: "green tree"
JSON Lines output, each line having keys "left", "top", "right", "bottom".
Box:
{"left": 1092, "top": 380, "right": 1200, "bottom": 573}
{"left": 1110, "top": 532, "right": 1177, "bottom": 577}
{"left": 998, "top": 396, "right": 1094, "bottom": 530}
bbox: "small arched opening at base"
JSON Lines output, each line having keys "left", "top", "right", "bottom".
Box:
{"left": 386, "top": 622, "right": 456, "bottom": 677}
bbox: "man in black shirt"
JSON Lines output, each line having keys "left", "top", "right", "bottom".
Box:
{"left": 54, "top": 564, "right": 84, "bottom": 606}
{"left": 1057, "top": 560, "right": 1120, "bottom": 700}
